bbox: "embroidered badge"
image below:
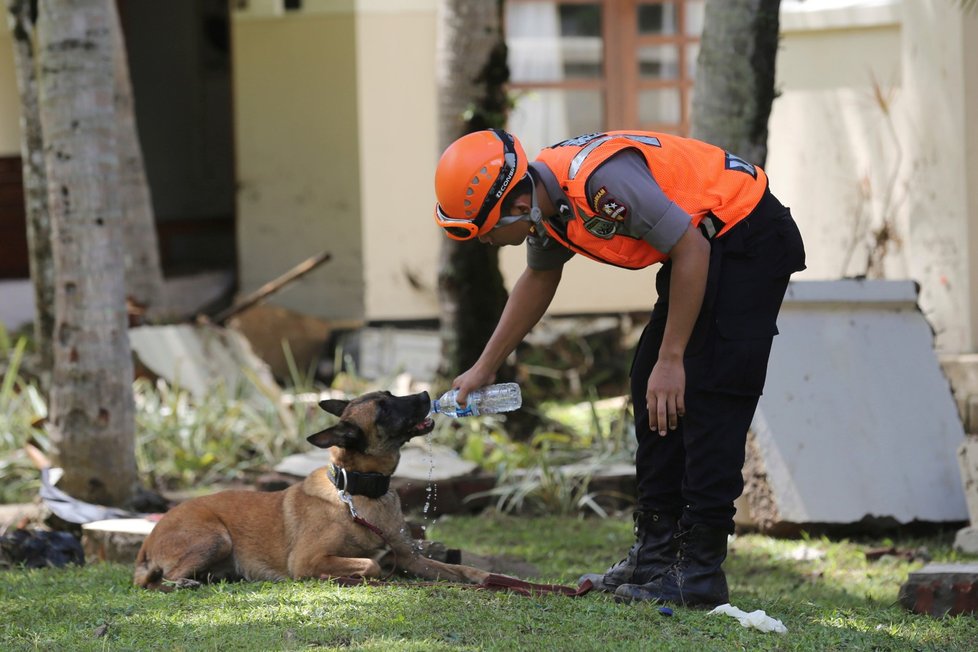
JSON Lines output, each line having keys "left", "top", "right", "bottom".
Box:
{"left": 583, "top": 215, "right": 619, "bottom": 239}
{"left": 591, "top": 186, "right": 608, "bottom": 212}
{"left": 593, "top": 188, "right": 628, "bottom": 222}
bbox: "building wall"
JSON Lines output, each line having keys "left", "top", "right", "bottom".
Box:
{"left": 232, "top": 4, "right": 364, "bottom": 321}
{"left": 767, "top": 3, "right": 905, "bottom": 281}
{"left": 0, "top": 26, "right": 17, "bottom": 156}
{"left": 967, "top": 6, "right": 978, "bottom": 354}
{"left": 355, "top": 1, "right": 441, "bottom": 321}
{"left": 768, "top": 0, "right": 978, "bottom": 352}
{"left": 232, "top": 0, "right": 652, "bottom": 321}
{"left": 2, "top": 0, "right": 976, "bottom": 350}
{"left": 901, "top": 0, "right": 978, "bottom": 352}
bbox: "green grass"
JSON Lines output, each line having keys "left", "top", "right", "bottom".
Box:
{"left": 3, "top": 514, "right": 977, "bottom": 651}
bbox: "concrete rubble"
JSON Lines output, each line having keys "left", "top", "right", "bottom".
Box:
{"left": 736, "top": 280, "right": 969, "bottom": 531}
{"left": 129, "top": 322, "right": 283, "bottom": 404}
{"left": 899, "top": 563, "right": 978, "bottom": 616}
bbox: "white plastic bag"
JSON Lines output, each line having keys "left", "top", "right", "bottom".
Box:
{"left": 708, "top": 603, "right": 788, "bottom": 634}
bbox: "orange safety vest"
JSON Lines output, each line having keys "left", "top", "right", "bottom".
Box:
{"left": 534, "top": 131, "right": 768, "bottom": 269}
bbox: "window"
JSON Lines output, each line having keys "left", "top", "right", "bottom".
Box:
{"left": 506, "top": 0, "right": 704, "bottom": 154}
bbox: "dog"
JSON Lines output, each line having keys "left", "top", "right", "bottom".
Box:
{"left": 133, "top": 390, "right": 492, "bottom": 591}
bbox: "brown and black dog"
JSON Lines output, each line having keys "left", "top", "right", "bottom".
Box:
{"left": 133, "top": 390, "right": 492, "bottom": 591}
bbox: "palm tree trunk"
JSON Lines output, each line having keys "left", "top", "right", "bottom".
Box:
{"left": 37, "top": 0, "right": 138, "bottom": 508}
{"left": 436, "top": 0, "right": 510, "bottom": 376}
{"left": 690, "top": 0, "right": 781, "bottom": 167}
{"left": 6, "top": 0, "right": 55, "bottom": 375}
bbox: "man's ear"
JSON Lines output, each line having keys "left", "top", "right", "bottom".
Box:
{"left": 306, "top": 421, "right": 365, "bottom": 450}
{"left": 319, "top": 399, "right": 349, "bottom": 417}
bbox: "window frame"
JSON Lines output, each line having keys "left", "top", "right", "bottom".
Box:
{"left": 506, "top": 0, "right": 701, "bottom": 135}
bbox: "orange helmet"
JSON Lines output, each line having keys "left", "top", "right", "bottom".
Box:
{"left": 433, "top": 129, "right": 529, "bottom": 240}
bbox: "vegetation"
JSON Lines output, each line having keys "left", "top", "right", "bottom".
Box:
{"left": 0, "top": 325, "right": 636, "bottom": 506}
{"left": 3, "top": 327, "right": 977, "bottom": 650}
{"left": 0, "top": 329, "right": 49, "bottom": 503}
{"left": 2, "top": 514, "right": 977, "bottom": 650}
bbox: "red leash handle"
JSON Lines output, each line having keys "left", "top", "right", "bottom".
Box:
{"left": 337, "top": 489, "right": 399, "bottom": 580}
{"left": 332, "top": 571, "right": 594, "bottom": 598}
{"left": 352, "top": 514, "right": 399, "bottom": 581}
{"left": 481, "top": 573, "right": 593, "bottom": 597}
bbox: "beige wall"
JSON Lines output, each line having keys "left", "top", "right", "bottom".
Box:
{"left": 768, "top": 0, "right": 978, "bottom": 352}
{"left": 0, "top": 26, "right": 20, "bottom": 156}
{"left": 355, "top": 2, "right": 441, "bottom": 320}
{"left": 233, "top": 0, "right": 450, "bottom": 323}
{"left": 232, "top": 9, "right": 364, "bottom": 321}
{"left": 767, "top": 6, "right": 905, "bottom": 280}
{"left": 967, "top": 7, "right": 978, "bottom": 354}
{"left": 353, "top": 0, "right": 650, "bottom": 320}
{"left": 901, "top": 0, "right": 978, "bottom": 352}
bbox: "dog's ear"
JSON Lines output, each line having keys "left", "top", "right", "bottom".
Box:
{"left": 318, "top": 399, "right": 349, "bottom": 417}
{"left": 306, "top": 421, "right": 365, "bottom": 450}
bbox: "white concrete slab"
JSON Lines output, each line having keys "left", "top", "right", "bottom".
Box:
{"left": 754, "top": 280, "right": 968, "bottom": 524}
{"left": 82, "top": 518, "right": 157, "bottom": 535}
{"left": 129, "top": 323, "right": 280, "bottom": 401}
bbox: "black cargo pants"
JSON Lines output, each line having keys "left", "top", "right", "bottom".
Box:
{"left": 630, "top": 189, "right": 806, "bottom": 532}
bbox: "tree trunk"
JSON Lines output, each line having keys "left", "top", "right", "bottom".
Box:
{"left": 6, "top": 0, "right": 55, "bottom": 375}
{"left": 690, "top": 0, "right": 781, "bottom": 167}
{"left": 37, "top": 0, "right": 138, "bottom": 508}
{"left": 109, "top": 1, "right": 164, "bottom": 312}
{"left": 435, "top": 0, "right": 510, "bottom": 377}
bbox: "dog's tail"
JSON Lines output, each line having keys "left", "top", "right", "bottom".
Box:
{"left": 132, "top": 547, "right": 167, "bottom": 591}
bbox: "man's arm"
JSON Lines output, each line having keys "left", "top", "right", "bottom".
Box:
{"left": 647, "top": 224, "right": 710, "bottom": 435}
{"left": 453, "top": 265, "right": 563, "bottom": 402}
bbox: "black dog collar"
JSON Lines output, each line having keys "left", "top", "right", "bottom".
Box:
{"left": 327, "top": 463, "right": 391, "bottom": 499}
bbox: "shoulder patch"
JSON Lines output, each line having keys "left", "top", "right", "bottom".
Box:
{"left": 591, "top": 186, "right": 608, "bottom": 212}
{"left": 725, "top": 152, "right": 757, "bottom": 178}
{"left": 592, "top": 187, "right": 628, "bottom": 222}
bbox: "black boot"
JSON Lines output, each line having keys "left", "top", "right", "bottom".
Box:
{"left": 614, "top": 523, "right": 730, "bottom": 608}
{"left": 578, "top": 511, "right": 679, "bottom": 593}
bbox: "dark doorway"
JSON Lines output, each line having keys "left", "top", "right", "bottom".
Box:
{"left": 119, "top": 0, "right": 236, "bottom": 276}
{"left": 0, "top": 156, "right": 29, "bottom": 280}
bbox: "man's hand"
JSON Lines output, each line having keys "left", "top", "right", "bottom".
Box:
{"left": 647, "top": 357, "right": 686, "bottom": 436}
{"left": 452, "top": 366, "right": 496, "bottom": 405}
{"left": 648, "top": 223, "right": 707, "bottom": 436}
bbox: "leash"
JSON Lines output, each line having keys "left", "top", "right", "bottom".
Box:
{"left": 337, "top": 488, "right": 400, "bottom": 581}
{"left": 336, "top": 485, "right": 592, "bottom": 597}
{"left": 332, "top": 573, "right": 593, "bottom": 598}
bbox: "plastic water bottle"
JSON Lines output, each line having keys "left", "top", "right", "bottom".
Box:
{"left": 430, "top": 382, "right": 523, "bottom": 418}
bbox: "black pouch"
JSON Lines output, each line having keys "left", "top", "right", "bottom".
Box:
{"left": 704, "top": 201, "right": 803, "bottom": 396}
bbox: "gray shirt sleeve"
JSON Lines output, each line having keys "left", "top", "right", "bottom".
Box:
{"left": 586, "top": 149, "right": 692, "bottom": 253}
{"left": 527, "top": 229, "right": 575, "bottom": 270}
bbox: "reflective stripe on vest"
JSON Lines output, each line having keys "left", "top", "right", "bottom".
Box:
{"left": 535, "top": 131, "right": 768, "bottom": 269}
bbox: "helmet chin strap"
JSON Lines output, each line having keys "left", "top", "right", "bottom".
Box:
{"left": 526, "top": 172, "right": 550, "bottom": 247}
